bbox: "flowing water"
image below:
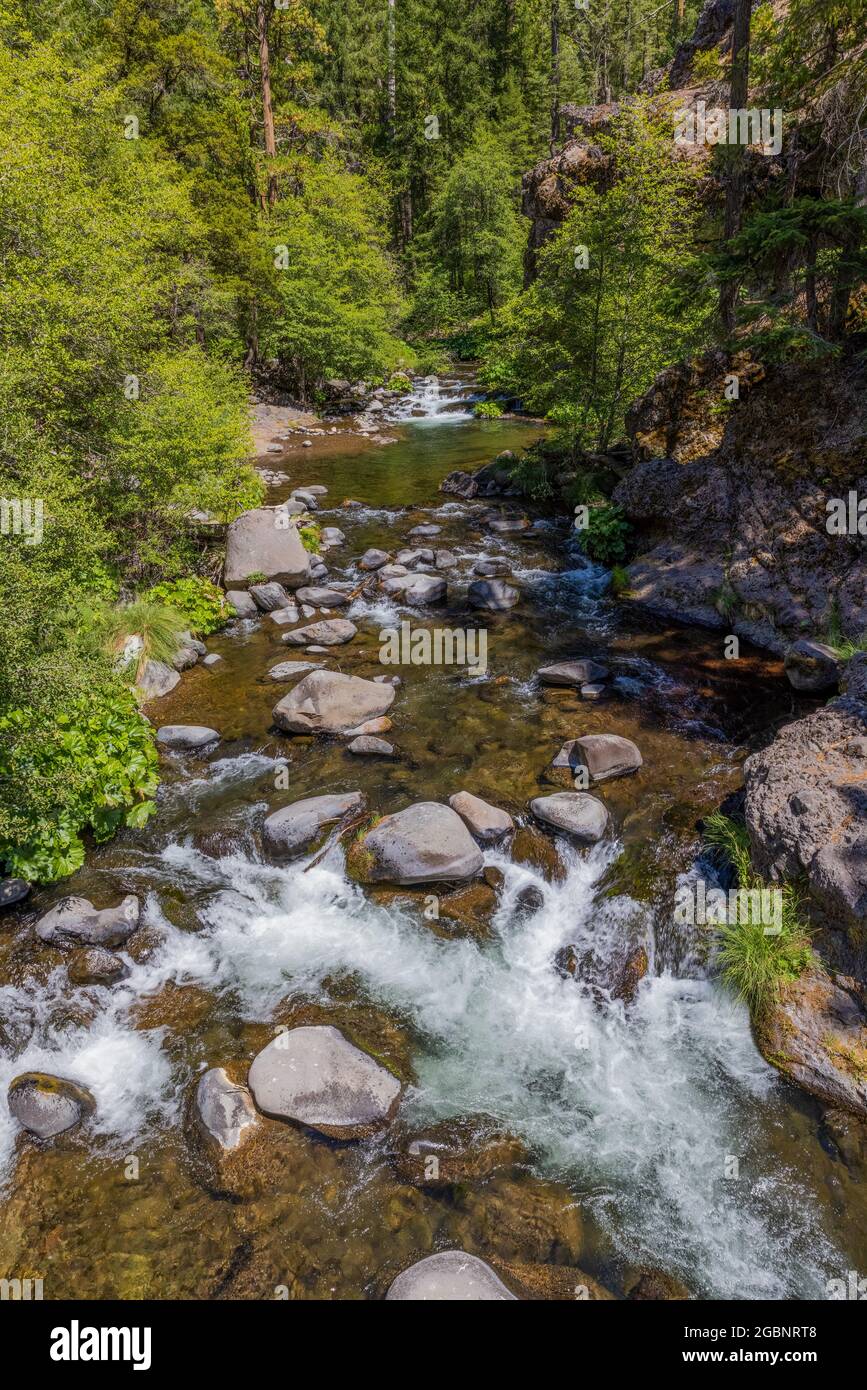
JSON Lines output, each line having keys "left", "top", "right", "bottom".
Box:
{"left": 1, "top": 378, "right": 864, "bottom": 1300}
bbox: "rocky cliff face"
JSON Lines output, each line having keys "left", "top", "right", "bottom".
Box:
{"left": 613, "top": 351, "right": 867, "bottom": 655}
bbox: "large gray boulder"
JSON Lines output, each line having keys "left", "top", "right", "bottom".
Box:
{"left": 273, "top": 671, "right": 395, "bottom": 735}
{"left": 356, "top": 802, "right": 484, "bottom": 884}
{"left": 283, "top": 619, "right": 357, "bottom": 646}
{"left": 225, "top": 507, "right": 310, "bottom": 589}
{"left": 36, "top": 895, "right": 140, "bottom": 948}
{"left": 387, "top": 1252, "right": 517, "bottom": 1301}
{"left": 449, "top": 791, "right": 514, "bottom": 843}
{"left": 744, "top": 697, "right": 867, "bottom": 931}
{"left": 530, "top": 792, "right": 610, "bottom": 842}
{"left": 468, "top": 578, "right": 520, "bottom": 611}
{"left": 263, "top": 791, "right": 365, "bottom": 856}
{"left": 196, "top": 1068, "right": 258, "bottom": 1150}
{"left": 538, "top": 659, "right": 609, "bottom": 686}
{"left": 248, "top": 1025, "right": 401, "bottom": 1139}
{"left": 756, "top": 969, "right": 867, "bottom": 1118}
{"left": 156, "top": 725, "right": 220, "bottom": 751}
{"left": 8, "top": 1072, "right": 95, "bottom": 1138}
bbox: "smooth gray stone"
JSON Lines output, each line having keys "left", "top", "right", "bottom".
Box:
{"left": 7, "top": 1072, "right": 95, "bottom": 1139}
{"left": 36, "top": 895, "right": 140, "bottom": 947}
{"left": 387, "top": 1252, "right": 517, "bottom": 1301}
{"left": 248, "top": 1026, "right": 401, "bottom": 1137}
{"left": 262, "top": 791, "right": 365, "bottom": 856}
{"left": 196, "top": 1068, "right": 258, "bottom": 1150}
{"left": 156, "top": 725, "right": 220, "bottom": 750}
{"left": 530, "top": 792, "right": 609, "bottom": 842}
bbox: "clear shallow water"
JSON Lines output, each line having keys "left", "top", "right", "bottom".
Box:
{"left": 0, "top": 379, "right": 863, "bottom": 1299}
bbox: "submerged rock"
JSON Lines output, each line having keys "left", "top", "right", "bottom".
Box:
{"left": 263, "top": 791, "right": 365, "bottom": 856}
{"left": 136, "top": 659, "right": 180, "bottom": 700}
{"left": 156, "top": 725, "right": 220, "bottom": 751}
{"left": 272, "top": 670, "right": 395, "bottom": 735}
{"left": 196, "top": 1068, "right": 258, "bottom": 1150}
{"left": 347, "top": 735, "right": 395, "bottom": 757}
{"left": 468, "top": 577, "right": 520, "bottom": 611}
{"left": 353, "top": 801, "right": 484, "bottom": 885}
{"left": 248, "top": 1025, "right": 402, "bottom": 1139}
{"left": 530, "top": 792, "right": 610, "bottom": 842}
{"left": 266, "top": 659, "right": 325, "bottom": 681}
{"left": 448, "top": 790, "right": 514, "bottom": 843}
{"left": 474, "top": 557, "right": 511, "bottom": 577}
{"left": 7, "top": 1072, "right": 95, "bottom": 1139}
{"left": 67, "top": 948, "right": 127, "bottom": 986}
{"left": 36, "top": 894, "right": 140, "bottom": 948}
{"left": 387, "top": 1251, "right": 517, "bottom": 1301}
{"left": 393, "top": 1117, "right": 527, "bottom": 1188}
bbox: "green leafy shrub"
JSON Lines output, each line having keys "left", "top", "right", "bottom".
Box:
{"left": 474, "top": 400, "right": 504, "bottom": 418}
{"left": 609, "top": 565, "right": 633, "bottom": 596}
{"left": 703, "top": 812, "right": 814, "bottom": 1014}
{"left": 0, "top": 689, "right": 159, "bottom": 882}
{"left": 581, "top": 504, "right": 631, "bottom": 566}
{"left": 299, "top": 522, "right": 321, "bottom": 554}
{"left": 143, "top": 577, "right": 234, "bottom": 636}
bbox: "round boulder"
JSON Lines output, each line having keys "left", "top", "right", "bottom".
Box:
{"left": 156, "top": 725, "right": 220, "bottom": 751}
{"left": 196, "top": 1067, "right": 258, "bottom": 1150}
{"left": 7, "top": 1072, "right": 95, "bottom": 1139}
{"left": 570, "top": 733, "right": 643, "bottom": 783}
{"left": 356, "top": 801, "right": 484, "bottom": 884}
{"left": 538, "top": 659, "right": 609, "bottom": 687}
{"left": 273, "top": 671, "right": 395, "bottom": 735}
{"left": 449, "top": 790, "right": 514, "bottom": 844}
{"left": 530, "top": 792, "right": 610, "bottom": 842}
{"left": 263, "top": 791, "right": 365, "bottom": 857}
{"left": 283, "top": 619, "right": 357, "bottom": 647}
{"left": 248, "top": 1025, "right": 401, "bottom": 1139}
{"left": 67, "top": 948, "right": 127, "bottom": 986}
{"left": 468, "top": 578, "right": 520, "bottom": 611}
{"left": 36, "top": 895, "right": 140, "bottom": 948}
{"left": 387, "top": 1252, "right": 517, "bottom": 1301}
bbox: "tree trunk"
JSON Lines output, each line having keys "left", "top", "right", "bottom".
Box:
{"left": 550, "top": 0, "right": 560, "bottom": 149}
{"left": 804, "top": 231, "right": 819, "bottom": 334}
{"left": 387, "top": 0, "right": 396, "bottom": 128}
{"left": 257, "top": 0, "right": 278, "bottom": 209}
{"left": 719, "top": 0, "right": 751, "bottom": 333}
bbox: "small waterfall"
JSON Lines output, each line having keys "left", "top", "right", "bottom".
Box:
{"left": 390, "top": 373, "right": 480, "bottom": 423}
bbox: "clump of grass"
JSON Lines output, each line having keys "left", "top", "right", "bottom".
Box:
{"left": 703, "top": 811, "right": 814, "bottom": 1015}
{"left": 823, "top": 603, "right": 867, "bottom": 660}
{"left": 609, "top": 564, "right": 633, "bottom": 597}
{"left": 97, "top": 599, "right": 188, "bottom": 677}
{"left": 299, "top": 521, "right": 321, "bottom": 554}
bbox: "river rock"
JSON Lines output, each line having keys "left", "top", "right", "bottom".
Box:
{"left": 267, "top": 605, "right": 301, "bottom": 626}
{"left": 156, "top": 725, "right": 220, "bottom": 750}
{"left": 136, "top": 659, "right": 180, "bottom": 700}
{"left": 355, "top": 802, "right": 484, "bottom": 884}
{"left": 249, "top": 581, "right": 291, "bottom": 611}
{"left": 394, "top": 1117, "right": 527, "bottom": 1188}
{"left": 404, "top": 573, "right": 447, "bottom": 604}
{"left": 36, "top": 894, "right": 140, "bottom": 947}
{"left": 538, "top": 659, "right": 610, "bottom": 686}
{"left": 387, "top": 1252, "right": 517, "bottom": 1301}
{"left": 756, "top": 968, "right": 867, "bottom": 1118}
{"left": 409, "top": 524, "right": 441, "bottom": 537}
{"left": 320, "top": 526, "right": 344, "bottom": 545}
{"left": 468, "top": 577, "right": 520, "bottom": 611}
{"left": 263, "top": 791, "right": 365, "bottom": 856}
{"left": 449, "top": 790, "right": 514, "bottom": 843}
{"left": 530, "top": 793, "right": 610, "bottom": 842}
{"left": 435, "top": 550, "right": 458, "bottom": 568}
{"left": 474, "top": 557, "right": 510, "bottom": 576}
{"left": 171, "top": 641, "right": 200, "bottom": 672}
{"left": 7, "top": 1072, "right": 95, "bottom": 1138}
{"left": 295, "top": 585, "right": 351, "bottom": 607}
{"left": 348, "top": 736, "right": 395, "bottom": 757}
{"left": 226, "top": 589, "right": 258, "bottom": 618}
{"left": 744, "top": 697, "right": 867, "bottom": 932}
{"left": 784, "top": 639, "right": 841, "bottom": 692}
{"left": 360, "top": 548, "right": 390, "bottom": 570}
{"left": 841, "top": 653, "right": 867, "bottom": 702}
{"left": 569, "top": 733, "right": 643, "bottom": 782}
{"left": 224, "top": 507, "right": 310, "bottom": 588}
{"left": 202, "top": 653, "right": 222, "bottom": 668}
{"left": 283, "top": 619, "right": 357, "bottom": 646}
{"left": 487, "top": 516, "right": 530, "bottom": 534}
{"left": 266, "top": 659, "right": 324, "bottom": 681}
{"left": 67, "top": 948, "right": 127, "bottom": 986}
{"left": 273, "top": 671, "right": 395, "bottom": 734}
{"left": 291, "top": 489, "right": 319, "bottom": 509}
{"left": 247, "top": 1025, "right": 402, "bottom": 1138}
{"left": 395, "top": 548, "right": 435, "bottom": 569}
{"left": 346, "top": 716, "right": 393, "bottom": 736}
{"left": 0, "top": 878, "right": 30, "bottom": 909}
{"left": 379, "top": 563, "right": 409, "bottom": 579}
{"left": 196, "top": 1067, "right": 258, "bottom": 1150}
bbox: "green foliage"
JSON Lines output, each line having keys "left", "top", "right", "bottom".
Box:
{"left": 703, "top": 813, "right": 814, "bottom": 1015}
{"left": 298, "top": 522, "right": 322, "bottom": 554}
{"left": 609, "top": 565, "right": 632, "bottom": 597}
{"left": 0, "top": 688, "right": 159, "bottom": 882}
{"left": 97, "top": 600, "right": 188, "bottom": 675}
{"left": 474, "top": 400, "right": 504, "bottom": 418}
{"left": 143, "top": 577, "right": 235, "bottom": 636}
{"left": 581, "top": 505, "right": 631, "bottom": 566}
{"left": 480, "top": 102, "right": 713, "bottom": 451}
